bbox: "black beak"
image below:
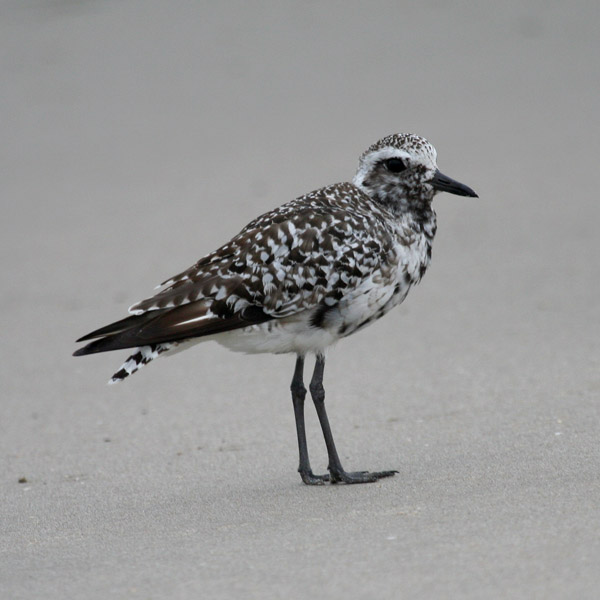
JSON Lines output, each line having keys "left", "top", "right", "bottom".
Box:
{"left": 431, "top": 169, "right": 478, "bottom": 197}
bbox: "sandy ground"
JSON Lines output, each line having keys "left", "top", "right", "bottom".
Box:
{"left": 1, "top": 1, "right": 599, "bottom": 598}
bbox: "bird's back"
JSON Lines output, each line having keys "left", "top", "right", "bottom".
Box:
{"left": 130, "top": 182, "right": 405, "bottom": 321}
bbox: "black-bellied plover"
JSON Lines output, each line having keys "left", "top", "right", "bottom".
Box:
{"left": 74, "top": 133, "right": 477, "bottom": 485}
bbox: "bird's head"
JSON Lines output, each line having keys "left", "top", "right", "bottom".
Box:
{"left": 353, "top": 133, "right": 477, "bottom": 213}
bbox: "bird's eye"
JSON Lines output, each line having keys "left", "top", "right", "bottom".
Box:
{"left": 385, "top": 158, "right": 407, "bottom": 173}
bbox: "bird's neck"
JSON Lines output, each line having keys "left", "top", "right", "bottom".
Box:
{"left": 354, "top": 178, "right": 435, "bottom": 224}
{"left": 366, "top": 188, "right": 436, "bottom": 227}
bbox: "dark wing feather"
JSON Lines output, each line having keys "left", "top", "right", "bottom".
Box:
{"left": 73, "top": 302, "right": 271, "bottom": 356}
{"left": 76, "top": 311, "right": 161, "bottom": 342}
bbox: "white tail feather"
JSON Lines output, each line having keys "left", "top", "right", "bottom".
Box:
{"left": 108, "top": 343, "right": 173, "bottom": 384}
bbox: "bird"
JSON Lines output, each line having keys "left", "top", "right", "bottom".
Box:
{"left": 74, "top": 133, "right": 478, "bottom": 485}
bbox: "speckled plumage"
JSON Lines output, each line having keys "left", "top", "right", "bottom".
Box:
{"left": 75, "top": 133, "right": 477, "bottom": 485}
{"left": 75, "top": 133, "right": 475, "bottom": 382}
{"left": 122, "top": 181, "right": 434, "bottom": 359}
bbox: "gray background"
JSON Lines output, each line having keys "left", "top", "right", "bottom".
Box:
{"left": 2, "top": 1, "right": 599, "bottom": 598}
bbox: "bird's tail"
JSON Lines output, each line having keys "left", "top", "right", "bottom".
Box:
{"left": 108, "top": 343, "right": 173, "bottom": 384}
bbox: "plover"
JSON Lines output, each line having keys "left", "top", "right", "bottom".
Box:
{"left": 74, "top": 133, "right": 477, "bottom": 485}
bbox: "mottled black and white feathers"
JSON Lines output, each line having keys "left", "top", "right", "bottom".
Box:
{"left": 74, "top": 133, "right": 477, "bottom": 383}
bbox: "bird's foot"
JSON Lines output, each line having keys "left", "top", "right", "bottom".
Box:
{"left": 299, "top": 469, "right": 330, "bottom": 485}
{"left": 328, "top": 468, "right": 398, "bottom": 484}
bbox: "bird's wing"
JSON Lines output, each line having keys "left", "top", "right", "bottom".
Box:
{"left": 129, "top": 184, "right": 396, "bottom": 321}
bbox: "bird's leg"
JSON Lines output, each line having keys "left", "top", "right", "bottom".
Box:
{"left": 309, "top": 354, "right": 398, "bottom": 484}
{"left": 291, "top": 354, "right": 329, "bottom": 485}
